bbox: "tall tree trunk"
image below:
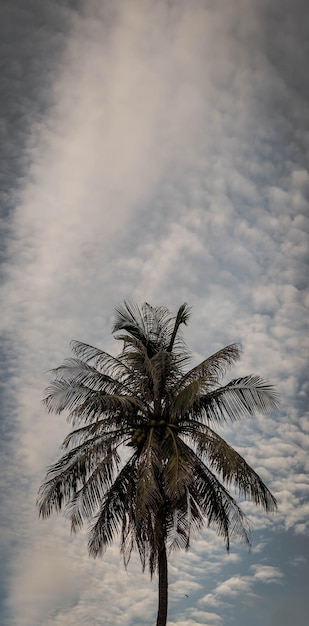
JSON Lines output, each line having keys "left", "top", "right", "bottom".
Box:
{"left": 156, "top": 543, "right": 168, "bottom": 626}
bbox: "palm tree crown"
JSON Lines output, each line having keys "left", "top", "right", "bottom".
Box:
{"left": 37, "top": 302, "right": 279, "bottom": 626}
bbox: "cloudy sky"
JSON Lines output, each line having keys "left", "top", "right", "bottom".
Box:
{"left": 1, "top": 0, "right": 308, "bottom": 624}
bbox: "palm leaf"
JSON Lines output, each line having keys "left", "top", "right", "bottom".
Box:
{"left": 190, "top": 375, "right": 280, "bottom": 425}
{"left": 174, "top": 344, "right": 241, "bottom": 394}
{"left": 113, "top": 301, "right": 157, "bottom": 354}
{"left": 171, "top": 379, "right": 203, "bottom": 416}
{"left": 88, "top": 456, "right": 138, "bottom": 557}
{"left": 61, "top": 423, "right": 125, "bottom": 450}
{"left": 52, "top": 358, "right": 134, "bottom": 396}
{"left": 68, "top": 447, "right": 122, "bottom": 532}
{"left": 184, "top": 425, "right": 277, "bottom": 511}
{"left": 43, "top": 380, "right": 145, "bottom": 423}
{"left": 188, "top": 455, "right": 251, "bottom": 549}
{"left": 71, "top": 340, "right": 130, "bottom": 379}
{"left": 161, "top": 430, "right": 194, "bottom": 502}
{"left": 135, "top": 432, "right": 162, "bottom": 523}
{"left": 167, "top": 303, "right": 191, "bottom": 352}
{"left": 37, "top": 436, "right": 121, "bottom": 519}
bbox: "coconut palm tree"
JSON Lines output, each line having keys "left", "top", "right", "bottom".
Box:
{"left": 37, "top": 302, "right": 278, "bottom": 626}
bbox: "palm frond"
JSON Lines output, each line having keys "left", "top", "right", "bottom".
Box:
{"left": 52, "top": 358, "right": 132, "bottom": 395}
{"left": 175, "top": 344, "right": 241, "bottom": 394}
{"left": 188, "top": 454, "right": 251, "bottom": 549}
{"left": 185, "top": 425, "right": 277, "bottom": 511}
{"left": 165, "top": 488, "right": 204, "bottom": 553}
{"left": 68, "top": 448, "right": 122, "bottom": 532}
{"left": 117, "top": 336, "right": 156, "bottom": 385}
{"left": 165, "top": 438, "right": 251, "bottom": 549}
{"left": 135, "top": 432, "right": 163, "bottom": 522}
{"left": 37, "top": 436, "right": 121, "bottom": 519}
{"left": 193, "top": 375, "right": 280, "bottom": 424}
{"left": 172, "top": 379, "right": 203, "bottom": 416}
{"left": 141, "top": 302, "right": 174, "bottom": 350}
{"left": 113, "top": 301, "right": 157, "bottom": 354}
{"left": 61, "top": 423, "right": 126, "bottom": 450}
{"left": 113, "top": 301, "right": 189, "bottom": 358}
{"left": 70, "top": 340, "right": 130, "bottom": 379}
{"left": 88, "top": 456, "right": 138, "bottom": 558}
{"left": 167, "top": 303, "right": 191, "bottom": 352}
{"left": 113, "top": 301, "right": 146, "bottom": 335}
{"left": 43, "top": 380, "right": 145, "bottom": 424}
{"left": 161, "top": 430, "right": 194, "bottom": 503}
{"left": 166, "top": 508, "right": 190, "bottom": 553}
{"left": 151, "top": 350, "right": 180, "bottom": 397}
{"left": 69, "top": 392, "right": 145, "bottom": 426}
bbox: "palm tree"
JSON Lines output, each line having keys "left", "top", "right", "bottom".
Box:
{"left": 37, "top": 302, "right": 278, "bottom": 626}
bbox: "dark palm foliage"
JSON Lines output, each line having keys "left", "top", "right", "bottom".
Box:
{"left": 37, "top": 302, "right": 279, "bottom": 626}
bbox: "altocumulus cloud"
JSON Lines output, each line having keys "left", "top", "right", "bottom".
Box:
{"left": 1, "top": 1, "right": 308, "bottom": 625}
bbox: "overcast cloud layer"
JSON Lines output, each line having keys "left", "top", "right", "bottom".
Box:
{"left": 1, "top": 1, "right": 308, "bottom": 625}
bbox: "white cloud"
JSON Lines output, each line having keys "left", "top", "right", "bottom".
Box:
{"left": 199, "top": 564, "right": 284, "bottom": 615}
{"left": 213, "top": 575, "right": 254, "bottom": 598}
{"left": 189, "top": 610, "right": 223, "bottom": 626}
{"left": 250, "top": 564, "right": 284, "bottom": 583}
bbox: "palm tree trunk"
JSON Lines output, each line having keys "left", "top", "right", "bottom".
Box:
{"left": 156, "top": 543, "right": 168, "bottom": 626}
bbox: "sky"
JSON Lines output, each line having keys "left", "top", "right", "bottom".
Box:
{"left": 0, "top": 0, "right": 308, "bottom": 625}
